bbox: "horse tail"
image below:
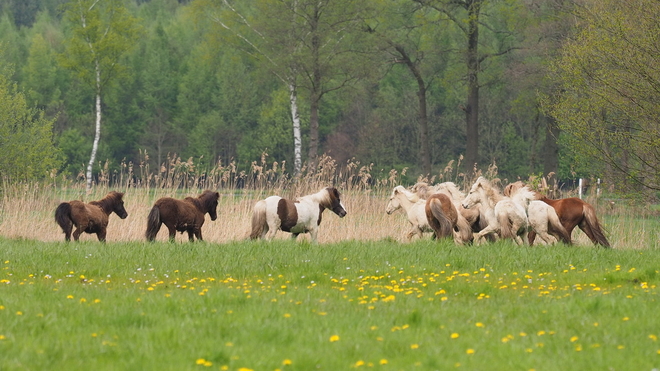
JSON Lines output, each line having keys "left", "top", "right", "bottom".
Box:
{"left": 547, "top": 207, "right": 571, "bottom": 244}
{"left": 497, "top": 212, "right": 515, "bottom": 240}
{"left": 582, "top": 203, "right": 611, "bottom": 247}
{"left": 55, "top": 202, "right": 73, "bottom": 241}
{"left": 426, "top": 198, "right": 452, "bottom": 239}
{"left": 249, "top": 200, "right": 268, "bottom": 240}
{"left": 145, "top": 206, "right": 161, "bottom": 242}
{"left": 455, "top": 213, "right": 474, "bottom": 244}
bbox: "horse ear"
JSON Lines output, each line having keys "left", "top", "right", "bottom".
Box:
{"left": 215, "top": 192, "right": 220, "bottom": 199}
{"left": 333, "top": 188, "right": 340, "bottom": 198}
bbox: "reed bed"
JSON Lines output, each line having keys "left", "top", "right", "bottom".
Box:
{"left": 0, "top": 154, "right": 656, "bottom": 248}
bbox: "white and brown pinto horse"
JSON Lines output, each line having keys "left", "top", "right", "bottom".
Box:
{"left": 462, "top": 177, "right": 528, "bottom": 244}
{"left": 249, "top": 187, "right": 347, "bottom": 243}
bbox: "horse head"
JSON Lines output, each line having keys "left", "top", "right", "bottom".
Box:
{"left": 462, "top": 177, "right": 489, "bottom": 209}
{"left": 325, "top": 187, "right": 347, "bottom": 218}
{"left": 386, "top": 186, "right": 406, "bottom": 214}
{"left": 201, "top": 190, "right": 220, "bottom": 221}
{"left": 108, "top": 191, "right": 128, "bottom": 219}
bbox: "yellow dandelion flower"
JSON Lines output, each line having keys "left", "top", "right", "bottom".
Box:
{"left": 282, "top": 359, "right": 292, "bottom": 365}
{"left": 196, "top": 358, "right": 206, "bottom": 365}
{"left": 475, "top": 322, "right": 484, "bottom": 328}
{"left": 329, "top": 335, "right": 340, "bottom": 342}
{"left": 203, "top": 361, "right": 212, "bottom": 367}
{"left": 66, "top": 295, "right": 74, "bottom": 299}
{"left": 570, "top": 336, "right": 578, "bottom": 342}
{"left": 466, "top": 349, "right": 475, "bottom": 355}
{"left": 354, "top": 360, "right": 365, "bottom": 367}
{"left": 451, "top": 333, "right": 459, "bottom": 339}
{"left": 622, "top": 317, "right": 629, "bottom": 321}
{"left": 0, "top": 335, "right": 6, "bottom": 340}
{"left": 411, "top": 344, "right": 419, "bottom": 349}
{"left": 649, "top": 334, "right": 658, "bottom": 341}
{"left": 379, "top": 359, "right": 388, "bottom": 365}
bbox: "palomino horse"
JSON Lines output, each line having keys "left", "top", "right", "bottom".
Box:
{"left": 386, "top": 185, "right": 432, "bottom": 240}
{"left": 462, "top": 177, "right": 528, "bottom": 244}
{"left": 411, "top": 182, "right": 491, "bottom": 241}
{"left": 504, "top": 181, "right": 610, "bottom": 247}
{"left": 55, "top": 191, "right": 128, "bottom": 242}
{"left": 508, "top": 185, "right": 571, "bottom": 245}
{"left": 250, "top": 187, "right": 347, "bottom": 243}
{"left": 425, "top": 193, "right": 473, "bottom": 244}
{"left": 145, "top": 190, "right": 220, "bottom": 242}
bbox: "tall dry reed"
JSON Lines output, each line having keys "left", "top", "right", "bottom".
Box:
{"left": 0, "top": 154, "right": 636, "bottom": 246}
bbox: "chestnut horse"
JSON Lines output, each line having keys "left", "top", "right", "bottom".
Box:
{"left": 55, "top": 191, "right": 128, "bottom": 242}
{"left": 504, "top": 181, "right": 610, "bottom": 247}
{"left": 145, "top": 190, "right": 220, "bottom": 242}
{"left": 425, "top": 193, "right": 473, "bottom": 244}
{"left": 250, "top": 187, "right": 347, "bottom": 243}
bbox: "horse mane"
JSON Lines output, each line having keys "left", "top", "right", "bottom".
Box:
{"left": 304, "top": 187, "right": 340, "bottom": 209}
{"left": 394, "top": 185, "right": 419, "bottom": 203}
{"left": 471, "top": 177, "right": 502, "bottom": 207}
{"left": 509, "top": 186, "right": 536, "bottom": 206}
{"left": 89, "top": 191, "right": 124, "bottom": 214}
{"left": 504, "top": 181, "right": 543, "bottom": 200}
{"left": 186, "top": 190, "right": 219, "bottom": 211}
{"left": 436, "top": 182, "right": 465, "bottom": 200}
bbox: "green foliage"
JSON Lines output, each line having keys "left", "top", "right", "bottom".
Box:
{"left": 547, "top": 0, "right": 660, "bottom": 191}
{"left": 0, "top": 69, "right": 61, "bottom": 180}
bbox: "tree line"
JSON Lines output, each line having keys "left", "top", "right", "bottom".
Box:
{"left": 0, "top": 0, "right": 658, "bottom": 193}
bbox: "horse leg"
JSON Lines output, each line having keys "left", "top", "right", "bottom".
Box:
{"left": 166, "top": 225, "right": 176, "bottom": 242}
{"left": 291, "top": 233, "right": 299, "bottom": 240}
{"left": 309, "top": 228, "right": 318, "bottom": 243}
{"left": 187, "top": 229, "right": 196, "bottom": 242}
{"left": 96, "top": 229, "right": 107, "bottom": 242}
{"left": 72, "top": 227, "right": 84, "bottom": 241}
{"left": 195, "top": 228, "right": 203, "bottom": 242}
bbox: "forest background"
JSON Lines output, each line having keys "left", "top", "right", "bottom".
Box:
{"left": 1, "top": 0, "right": 658, "bottom": 195}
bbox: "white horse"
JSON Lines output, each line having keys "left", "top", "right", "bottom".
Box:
{"left": 462, "top": 177, "right": 528, "bottom": 245}
{"left": 249, "top": 187, "right": 347, "bottom": 243}
{"left": 386, "top": 185, "right": 431, "bottom": 240}
{"left": 505, "top": 183, "right": 572, "bottom": 245}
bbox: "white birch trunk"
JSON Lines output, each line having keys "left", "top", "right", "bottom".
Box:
{"left": 86, "top": 59, "right": 102, "bottom": 191}
{"left": 289, "top": 82, "right": 302, "bottom": 176}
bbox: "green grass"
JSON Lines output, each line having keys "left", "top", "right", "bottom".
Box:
{"left": 1, "top": 238, "right": 659, "bottom": 370}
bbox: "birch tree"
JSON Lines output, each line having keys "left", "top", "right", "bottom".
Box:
{"left": 200, "top": 0, "right": 371, "bottom": 174}
{"left": 59, "top": 0, "right": 139, "bottom": 190}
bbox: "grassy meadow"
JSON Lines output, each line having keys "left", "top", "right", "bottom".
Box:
{"left": 1, "top": 170, "right": 660, "bottom": 370}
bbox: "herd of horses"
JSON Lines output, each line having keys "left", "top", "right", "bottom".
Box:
{"left": 53, "top": 178, "right": 609, "bottom": 247}
{"left": 386, "top": 177, "right": 610, "bottom": 247}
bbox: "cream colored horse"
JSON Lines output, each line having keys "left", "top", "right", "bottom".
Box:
{"left": 462, "top": 177, "right": 528, "bottom": 244}
{"left": 505, "top": 183, "right": 572, "bottom": 245}
{"left": 411, "top": 182, "right": 481, "bottom": 229}
{"left": 386, "top": 185, "right": 431, "bottom": 240}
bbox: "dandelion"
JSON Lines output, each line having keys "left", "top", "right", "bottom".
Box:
{"left": 354, "top": 360, "right": 365, "bottom": 367}
{"left": 570, "top": 336, "right": 578, "bottom": 342}
{"left": 649, "top": 334, "right": 658, "bottom": 341}
{"left": 379, "top": 359, "right": 388, "bottom": 365}
{"left": 451, "top": 333, "right": 459, "bottom": 339}
{"left": 622, "top": 317, "right": 629, "bottom": 321}
{"left": 466, "top": 349, "right": 475, "bottom": 355}
{"left": 475, "top": 322, "right": 485, "bottom": 328}
{"left": 282, "top": 359, "right": 292, "bottom": 366}
{"left": 0, "top": 335, "right": 5, "bottom": 340}
{"left": 411, "top": 344, "right": 419, "bottom": 349}
{"left": 66, "top": 295, "right": 74, "bottom": 299}
{"left": 196, "top": 359, "right": 206, "bottom": 365}
{"left": 329, "top": 335, "right": 340, "bottom": 342}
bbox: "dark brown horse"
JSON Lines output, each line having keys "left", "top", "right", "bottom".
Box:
{"left": 145, "top": 190, "right": 220, "bottom": 242}
{"left": 504, "top": 182, "right": 610, "bottom": 247}
{"left": 55, "top": 191, "right": 128, "bottom": 242}
{"left": 425, "top": 193, "right": 473, "bottom": 244}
